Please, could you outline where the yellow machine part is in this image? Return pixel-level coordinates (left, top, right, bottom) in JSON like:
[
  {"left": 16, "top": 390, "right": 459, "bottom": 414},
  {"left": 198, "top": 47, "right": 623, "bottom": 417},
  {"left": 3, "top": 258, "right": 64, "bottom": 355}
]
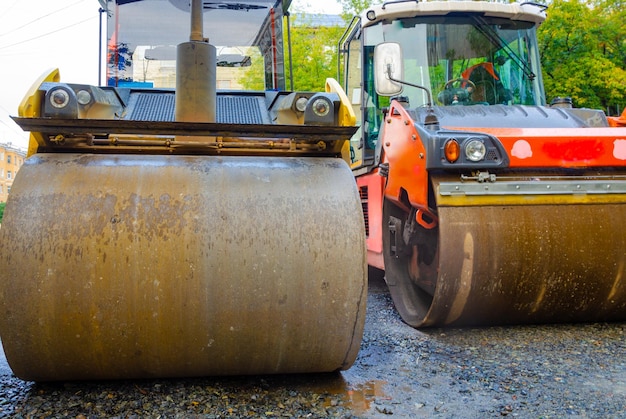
[
  {"left": 17, "top": 68, "right": 59, "bottom": 158},
  {"left": 383, "top": 174, "right": 626, "bottom": 327},
  {"left": 0, "top": 154, "right": 367, "bottom": 381}
]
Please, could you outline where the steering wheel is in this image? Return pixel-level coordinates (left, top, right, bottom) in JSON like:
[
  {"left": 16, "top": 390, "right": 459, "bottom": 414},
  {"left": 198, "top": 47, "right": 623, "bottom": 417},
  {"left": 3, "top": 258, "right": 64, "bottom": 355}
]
[{"left": 438, "top": 78, "right": 477, "bottom": 105}]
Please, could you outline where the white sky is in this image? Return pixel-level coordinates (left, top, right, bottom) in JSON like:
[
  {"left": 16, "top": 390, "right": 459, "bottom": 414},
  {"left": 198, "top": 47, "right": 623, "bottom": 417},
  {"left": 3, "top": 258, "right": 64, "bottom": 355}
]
[{"left": 0, "top": 0, "right": 343, "bottom": 149}]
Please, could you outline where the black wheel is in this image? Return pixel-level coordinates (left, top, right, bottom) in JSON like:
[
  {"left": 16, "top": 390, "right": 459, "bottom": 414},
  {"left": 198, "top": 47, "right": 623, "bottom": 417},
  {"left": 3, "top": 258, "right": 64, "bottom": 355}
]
[{"left": 382, "top": 199, "right": 439, "bottom": 327}]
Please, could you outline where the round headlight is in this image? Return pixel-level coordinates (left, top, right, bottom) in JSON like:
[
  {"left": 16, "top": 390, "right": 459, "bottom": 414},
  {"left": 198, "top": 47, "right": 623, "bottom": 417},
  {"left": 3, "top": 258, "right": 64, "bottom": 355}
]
[
  {"left": 465, "top": 139, "right": 486, "bottom": 162},
  {"left": 76, "top": 89, "right": 92, "bottom": 106},
  {"left": 295, "top": 96, "right": 308, "bottom": 112},
  {"left": 50, "top": 89, "right": 70, "bottom": 109},
  {"left": 311, "top": 98, "right": 330, "bottom": 117}
]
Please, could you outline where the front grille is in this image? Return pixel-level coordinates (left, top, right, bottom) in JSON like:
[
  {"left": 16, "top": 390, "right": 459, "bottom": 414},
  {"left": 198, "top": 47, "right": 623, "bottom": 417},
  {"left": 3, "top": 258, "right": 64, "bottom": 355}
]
[
  {"left": 129, "top": 93, "right": 175, "bottom": 121},
  {"left": 486, "top": 147, "right": 499, "bottom": 161},
  {"left": 126, "top": 93, "right": 268, "bottom": 125},
  {"left": 217, "top": 96, "right": 265, "bottom": 124}
]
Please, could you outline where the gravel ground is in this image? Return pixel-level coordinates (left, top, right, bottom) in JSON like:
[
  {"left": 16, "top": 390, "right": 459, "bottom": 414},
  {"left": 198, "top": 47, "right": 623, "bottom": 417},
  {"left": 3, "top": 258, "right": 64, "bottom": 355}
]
[{"left": 1, "top": 274, "right": 625, "bottom": 418}]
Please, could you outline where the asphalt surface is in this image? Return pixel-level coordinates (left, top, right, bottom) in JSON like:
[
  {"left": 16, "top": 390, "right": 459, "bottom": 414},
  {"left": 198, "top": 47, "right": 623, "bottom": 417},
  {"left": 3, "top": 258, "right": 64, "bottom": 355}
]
[{"left": 1, "top": 274, "right": 625, "bottom": 418}]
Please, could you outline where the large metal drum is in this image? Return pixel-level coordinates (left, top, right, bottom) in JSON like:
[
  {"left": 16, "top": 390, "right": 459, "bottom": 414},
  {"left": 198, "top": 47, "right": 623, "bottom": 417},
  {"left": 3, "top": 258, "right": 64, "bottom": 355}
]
[
  {"left": 0, "top": 154, "right": 367, "bottom": 381},
  {"left": 383, "top": 173, "right": 626, "bottom": 327}
]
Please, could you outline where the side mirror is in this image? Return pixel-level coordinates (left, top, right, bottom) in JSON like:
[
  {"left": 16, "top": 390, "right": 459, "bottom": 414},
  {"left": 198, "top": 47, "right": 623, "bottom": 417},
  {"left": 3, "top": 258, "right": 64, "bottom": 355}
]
[{"left": 374, "top": 42, "right": 403, "bottom": 96}]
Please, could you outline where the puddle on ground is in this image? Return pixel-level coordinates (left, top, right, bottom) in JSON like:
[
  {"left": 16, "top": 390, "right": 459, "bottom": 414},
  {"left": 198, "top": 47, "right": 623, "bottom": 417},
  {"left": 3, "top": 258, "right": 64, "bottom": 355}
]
[
  {"left": 331, "top": 379, "right": 388, "bottom": 413},
  {"left": 291, "top": 373, "right": 388, "bottom": 414}
]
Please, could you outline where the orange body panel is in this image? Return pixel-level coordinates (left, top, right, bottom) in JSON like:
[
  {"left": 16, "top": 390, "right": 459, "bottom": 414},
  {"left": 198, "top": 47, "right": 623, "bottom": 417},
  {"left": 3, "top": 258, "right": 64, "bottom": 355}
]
[
  {"left": 446, "top": 126, "right": 626, "bottom": 168},
  {"left": 381, "top": 102, "right": 431, "bottom": 211},
  {"left": 356, "top": 171, "right": 385, "bottom": 270}
]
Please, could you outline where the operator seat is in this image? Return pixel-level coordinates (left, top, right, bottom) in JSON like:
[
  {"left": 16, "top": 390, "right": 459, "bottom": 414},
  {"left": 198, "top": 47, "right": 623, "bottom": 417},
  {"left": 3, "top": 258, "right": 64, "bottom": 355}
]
[{"left": 462, "top": 62, "right": 512, "bottom": 105}]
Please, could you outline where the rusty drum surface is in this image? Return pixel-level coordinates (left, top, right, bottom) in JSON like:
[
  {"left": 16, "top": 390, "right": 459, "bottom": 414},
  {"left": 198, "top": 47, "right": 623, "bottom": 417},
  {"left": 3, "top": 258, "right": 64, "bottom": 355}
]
[{"left": 0, "top": 154, "right": 367, "bottom": 381}]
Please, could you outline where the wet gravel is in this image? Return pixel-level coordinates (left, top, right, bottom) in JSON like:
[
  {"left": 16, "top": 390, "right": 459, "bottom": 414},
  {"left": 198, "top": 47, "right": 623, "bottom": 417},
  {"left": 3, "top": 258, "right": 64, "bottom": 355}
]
[{"left": 1, "top": 274, "right": 625, "bottom": 418}]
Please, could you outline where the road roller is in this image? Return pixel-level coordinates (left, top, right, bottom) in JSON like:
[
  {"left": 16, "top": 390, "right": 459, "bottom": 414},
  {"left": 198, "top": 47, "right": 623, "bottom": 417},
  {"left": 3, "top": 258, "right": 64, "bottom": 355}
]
[
  {"left": 0, "top": 0, "right": 366, "bottom": 381},
  {"left": 340, "top": 0, "right": 626, "bottom": 327}
]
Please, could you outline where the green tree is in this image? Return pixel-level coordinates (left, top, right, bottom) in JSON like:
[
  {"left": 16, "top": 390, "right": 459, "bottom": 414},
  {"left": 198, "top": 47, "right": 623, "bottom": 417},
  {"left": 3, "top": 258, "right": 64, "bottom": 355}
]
[
  {"left": 593, "top": 0, "right": 626, "bottom": 70},
  {"left": 284, "top": 14, "right": 345, "bottom": 91},
  {"left": 339, "top": 0, "right": 378, "bottom": 21},
  {"left": 236, "top": 49, "right": 265, "bottom": 91},
  {"left": 0, "top": 202, "right": 5, "bottom": 224},
  {"left": 538, "top": 0, "right": 626, "bottom": 113},
  {"left": 238, "top": 15, "right": 346, "bottom": 91}
]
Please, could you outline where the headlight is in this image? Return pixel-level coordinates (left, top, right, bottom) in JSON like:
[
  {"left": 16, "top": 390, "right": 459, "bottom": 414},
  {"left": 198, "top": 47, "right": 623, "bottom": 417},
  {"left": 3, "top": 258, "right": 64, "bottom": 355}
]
[
  {"left": 49, "top": 88, "right": 70, "bottom": 109},
  {"left": 295, "top": 96, "right": 308, "bottom": 112},
  {"left": 303, "top": 93, "right": 339, "bottom": 125},
  {"left": 43, "top": 85, "right": 78, "bottom": 118},
  {"left": 311, "top": 97, "right": 331, "bottom": 117},
  {"left": 426, "top": 128, "right": 509, "bottom": 169},
  {"left": 76, "top": 89, "right": 93, "bottom": 106},
  {"left": 465, "top": 139, "right": 486, "bottom": 162}
]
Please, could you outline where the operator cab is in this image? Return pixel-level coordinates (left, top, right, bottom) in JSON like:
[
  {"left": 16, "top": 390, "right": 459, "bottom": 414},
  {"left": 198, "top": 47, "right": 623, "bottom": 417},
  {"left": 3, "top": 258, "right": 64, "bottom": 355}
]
[{"left": 340, "top": 2, "right": 547, "bottom": 169}]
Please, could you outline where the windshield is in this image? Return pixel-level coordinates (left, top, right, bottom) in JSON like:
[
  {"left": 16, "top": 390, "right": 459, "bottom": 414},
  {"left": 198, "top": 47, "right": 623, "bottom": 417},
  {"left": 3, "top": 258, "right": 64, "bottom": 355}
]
[
  {"left": 364, "top": 14, "right": 546, "bottom": 107},
  {"left": 104, "top": 0, "right": 285, "bottom": 90}
]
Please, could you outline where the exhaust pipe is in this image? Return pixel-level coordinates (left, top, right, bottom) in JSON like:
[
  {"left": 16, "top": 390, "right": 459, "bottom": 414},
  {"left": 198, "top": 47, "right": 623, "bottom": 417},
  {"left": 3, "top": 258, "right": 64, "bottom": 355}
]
[{"left": 175, "top": 0, "right": 216, "bottom": 123}]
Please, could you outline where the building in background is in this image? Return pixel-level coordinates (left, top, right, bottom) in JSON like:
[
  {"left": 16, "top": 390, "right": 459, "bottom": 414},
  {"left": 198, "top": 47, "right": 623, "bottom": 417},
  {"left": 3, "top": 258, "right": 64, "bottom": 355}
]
[{"left": 0, "top": 143, "right": 26, "bottom": 203}]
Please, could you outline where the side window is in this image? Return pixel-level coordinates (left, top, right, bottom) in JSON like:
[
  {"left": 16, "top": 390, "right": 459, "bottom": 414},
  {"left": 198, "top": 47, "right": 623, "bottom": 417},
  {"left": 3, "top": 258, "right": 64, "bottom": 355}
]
[
  {"left": 342, "top": 21, "right": 388, "bottom": 168},
  {"left": 345, "top": 33, "right": 362, "bottom": 126},
  {"left": 342, "top": 22, "right": 364, "bottom": 167},
  {"left": 362, "top": 46, "right": 388, "bottom": 151}
]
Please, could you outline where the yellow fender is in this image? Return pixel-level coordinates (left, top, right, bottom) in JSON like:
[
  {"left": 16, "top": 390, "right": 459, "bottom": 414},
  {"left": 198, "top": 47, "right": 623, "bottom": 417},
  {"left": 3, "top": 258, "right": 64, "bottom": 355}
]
[
  {"left": 325, "top": 78, "right": 356, "bottom": 164},
  {"left": 18, "top": 68, "right": 60, "bottom": 157}
]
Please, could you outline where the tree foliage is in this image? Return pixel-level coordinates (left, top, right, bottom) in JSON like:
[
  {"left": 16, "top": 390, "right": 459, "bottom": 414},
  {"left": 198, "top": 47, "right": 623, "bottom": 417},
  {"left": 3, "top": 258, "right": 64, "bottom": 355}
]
[
  {"left": 284, "top": 14, "right": 345, "bottom": 91},
  {"left": 237, "top": 14, "right": 344, "bottom": 91},
  {"left": 539, "top": 0, "right": 626, "bottom": 113},
  {"left": 0, "top": 202, "right": 5, "bottom": 224},
  {"left": 236, "top": 49, "right": 265, "bottom": 91},
  {"left": 339, "top": 0, "right": 378, "bottom": 21}
]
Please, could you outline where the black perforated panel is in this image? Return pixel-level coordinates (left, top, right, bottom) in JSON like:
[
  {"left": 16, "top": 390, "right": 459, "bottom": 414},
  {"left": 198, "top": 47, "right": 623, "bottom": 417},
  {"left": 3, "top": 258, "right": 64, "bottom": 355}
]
[
  {"left": 129, "top": 93, "right": 175, "bottom": 121},
  {"left": 126, "top": 92, "right": 267, "bottom": 124},
  {"left": 217, "top": 96, "right": 265, "bottom": 124}
]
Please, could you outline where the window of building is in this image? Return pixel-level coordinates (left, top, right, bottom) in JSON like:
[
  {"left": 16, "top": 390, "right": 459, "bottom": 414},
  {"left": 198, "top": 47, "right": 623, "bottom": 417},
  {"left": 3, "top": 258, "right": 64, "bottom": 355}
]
[
  {"left": 7, "top": 155, "right": 11, "bottom": 164},
  {"left": 7, "top": 171, "right": 11, "bottom": 179}
]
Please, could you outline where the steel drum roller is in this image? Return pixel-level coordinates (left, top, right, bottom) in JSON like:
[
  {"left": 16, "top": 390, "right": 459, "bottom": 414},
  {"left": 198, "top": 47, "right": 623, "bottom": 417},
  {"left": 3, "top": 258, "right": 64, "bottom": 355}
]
[
  {"left": 0, "top": 153, "right": 367, "bottom": 381},
  {"left": 384, "top": 174, "right": 626, "bottom": 327},
  {"left": 430, "top": 203, "right": 626, "bottom": 326}
]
